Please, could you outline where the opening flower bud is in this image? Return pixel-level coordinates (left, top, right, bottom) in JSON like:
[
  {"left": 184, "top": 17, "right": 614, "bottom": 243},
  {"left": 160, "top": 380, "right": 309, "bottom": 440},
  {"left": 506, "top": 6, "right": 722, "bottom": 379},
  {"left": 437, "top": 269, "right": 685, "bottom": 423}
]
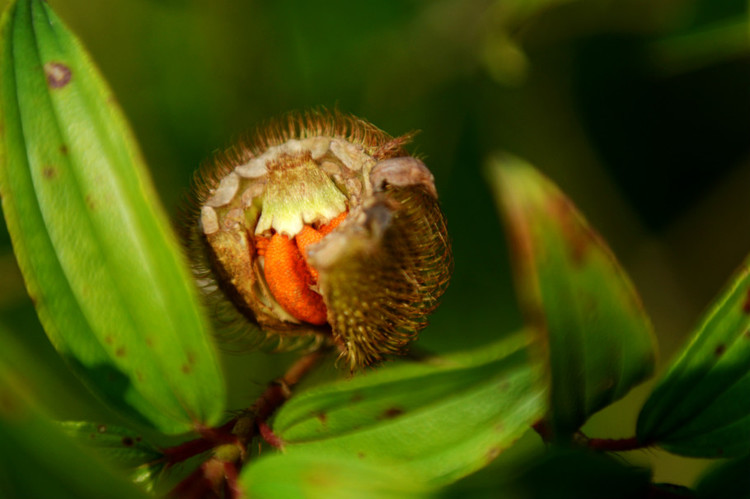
[{"left": 183, "top": 111, "right": 452, "bottom": 368}]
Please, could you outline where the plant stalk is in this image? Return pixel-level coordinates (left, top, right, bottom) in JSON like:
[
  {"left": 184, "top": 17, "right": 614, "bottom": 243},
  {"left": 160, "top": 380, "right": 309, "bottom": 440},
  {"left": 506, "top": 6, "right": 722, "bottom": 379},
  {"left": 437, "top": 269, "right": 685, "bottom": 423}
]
[{"left": 166, "top": 346, "right": 330, "bottom": 497}]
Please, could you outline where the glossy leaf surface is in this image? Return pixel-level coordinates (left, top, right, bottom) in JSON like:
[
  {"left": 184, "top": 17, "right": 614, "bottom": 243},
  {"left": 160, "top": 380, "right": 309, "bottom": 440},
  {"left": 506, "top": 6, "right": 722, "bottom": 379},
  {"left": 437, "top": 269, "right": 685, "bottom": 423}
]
[
  {"left": 0, "top": 0, "right": 224, "bottom": 434},
  {"left": 274, "top": 333, "right": 546, "bottom": 486},
  {"left": 489, "top": 154, "right": 657, "bottom": 438},
  {"left": 638, "top": 261, "right": 750, "bottom": 457},
  {"left": 241, "top": 452, "right": 432, "bottom": 499}
]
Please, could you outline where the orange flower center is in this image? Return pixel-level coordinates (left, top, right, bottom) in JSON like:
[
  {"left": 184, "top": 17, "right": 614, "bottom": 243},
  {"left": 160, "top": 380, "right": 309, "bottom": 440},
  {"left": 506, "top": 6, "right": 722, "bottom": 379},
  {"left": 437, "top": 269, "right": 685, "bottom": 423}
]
[{"left": 257, "top": 211, "right": 347, "bottom": 325}]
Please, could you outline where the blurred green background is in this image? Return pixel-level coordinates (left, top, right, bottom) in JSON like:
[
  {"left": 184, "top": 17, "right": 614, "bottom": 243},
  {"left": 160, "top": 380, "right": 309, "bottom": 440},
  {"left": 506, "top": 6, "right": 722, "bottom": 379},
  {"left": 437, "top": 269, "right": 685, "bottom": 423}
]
[{"left": 0, "top": 0, "right": 748, "bottom": 492}]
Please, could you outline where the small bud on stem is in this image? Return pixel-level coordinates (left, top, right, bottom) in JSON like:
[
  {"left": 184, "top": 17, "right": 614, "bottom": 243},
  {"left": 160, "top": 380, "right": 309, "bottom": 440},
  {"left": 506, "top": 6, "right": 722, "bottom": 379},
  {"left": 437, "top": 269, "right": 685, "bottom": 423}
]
[{"left": 183, "top": 110, "right": 452, "bottom": 368}]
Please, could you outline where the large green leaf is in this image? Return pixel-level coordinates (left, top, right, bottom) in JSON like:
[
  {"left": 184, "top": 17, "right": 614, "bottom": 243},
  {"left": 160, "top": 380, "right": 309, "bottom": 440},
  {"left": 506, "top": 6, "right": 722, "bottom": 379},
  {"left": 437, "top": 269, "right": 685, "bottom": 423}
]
[
  {"left": 0, "top": 322, "right": 90, "bottom": 415},
  {"left": 60, "top": 421, "right": 165, "bottom": 491},
  {"left": 240, "top": 452, "right": 432, "bottom": 499},
  {"left": 60, "top": 421, "right": 162, "bottom": 470},
  {"left": 507, "top": 448, "right": 652, "bottom": 499},
  {"left": 0, "top": 0, "right": 224, "bottom": 434},
  {"left": 637, "top": 261, "right": 750, "bottom": 457},
  {"left": 0, "top": 333, "right": 149, "bottom": 499},
  {"left": 439, "top": 447, "right": 652, "bottom": 499},
  {"left": 695, "top": 454, "right": 750, "bottom": 499},
  {"left": 273, "top": 333, "right": 546, "bottom": 486},
  {"left": 488, "top": 154, "right": 657, "bottom": 438}
]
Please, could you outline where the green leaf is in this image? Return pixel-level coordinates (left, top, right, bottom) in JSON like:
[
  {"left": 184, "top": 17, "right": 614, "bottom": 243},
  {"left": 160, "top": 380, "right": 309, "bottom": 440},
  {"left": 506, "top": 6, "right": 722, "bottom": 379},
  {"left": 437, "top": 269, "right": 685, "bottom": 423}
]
[
  {"left": 0, "top": 350, "right": 150, "bottom": 499},
  {"left": 438, "top": 446, "right": 653, "bottom": 499},
  {"left": 0, "top": 322, "right": 88, "bottom": 415},
  {"left": 240, "top": 451, "right": 432, "bottom": 499},
  {"left": 60, "top": 421, "right": 162, "bottom": 469},
  {"left": 637, "top": 260, "right": 750, "bottom": 457},
  {"left": 695, "top": 455, "right": 750, "bottom": 499},
  {"left": 508, "top": 448, "right": 652, "bottom": 499},
  {"left": 649, "top": 17, "right": 750, "bottom": 77},
  {"left": 60, "top": 421, "right": 165, "bottom": 490},
  {"left": 0, "top": 0, "right": 225, "bottom": 434},
  {"left": 488, "top": 153, "right": 657, "bottom": 438},
  {"left": 273, "top": 333, "right": 546, "bottom": 486}
]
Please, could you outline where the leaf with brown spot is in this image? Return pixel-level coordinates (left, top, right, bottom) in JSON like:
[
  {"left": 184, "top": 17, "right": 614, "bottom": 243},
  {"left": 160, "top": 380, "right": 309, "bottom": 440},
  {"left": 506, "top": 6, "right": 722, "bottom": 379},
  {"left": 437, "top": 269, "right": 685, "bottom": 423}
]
[
  {"left": 43, "top": 61, "right": 71, "bottom": 88},
  {"left": 380, "top": 407, "right": 405, "bottom": 419},
  {"left": 41, "top": 166, "right": 56, "bottom": 179},
  {"left": 274, "top": 333, "right": 546, "bottom": 486},
  {"left": 60, "top": 421, "right": 162, "bottom": 468},
  {"left": 488, "top": 154, "right": 657, "bottom": 439},
  {"left": 240, "top": 452, "right": 431, "bottom": 499},
  {"left": 0, "top": 0, "right": 225, "bottom": 434},
  {"left": 638, "top": 259, "right": 750, "bottom": 457}
]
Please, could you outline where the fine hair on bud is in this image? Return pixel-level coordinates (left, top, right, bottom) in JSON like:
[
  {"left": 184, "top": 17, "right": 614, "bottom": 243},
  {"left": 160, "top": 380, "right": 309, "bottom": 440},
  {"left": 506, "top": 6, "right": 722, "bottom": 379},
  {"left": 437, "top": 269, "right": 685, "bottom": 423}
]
[{"left": 180, "top": 109, "right": 452, "bottom": 369}]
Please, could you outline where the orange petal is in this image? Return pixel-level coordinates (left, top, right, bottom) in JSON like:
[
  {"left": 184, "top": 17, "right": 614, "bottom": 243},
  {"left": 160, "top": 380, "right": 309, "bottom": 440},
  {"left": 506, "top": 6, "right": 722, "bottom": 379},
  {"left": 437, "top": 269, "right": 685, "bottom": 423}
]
[
  {"left": 295, "top": 225, "right": 324, "bottom": 281},
  {"left": 255, "top": 236, "right": 270, "bottom": 256},
  {"left": 295, "top": 211, "right": 348, "bottom": 281},
  {"left": 263, "top": 233, "right": 327, "bottom": 325},
  {"left": 319, "top": 210, "right": 348, "bottom": 235}
]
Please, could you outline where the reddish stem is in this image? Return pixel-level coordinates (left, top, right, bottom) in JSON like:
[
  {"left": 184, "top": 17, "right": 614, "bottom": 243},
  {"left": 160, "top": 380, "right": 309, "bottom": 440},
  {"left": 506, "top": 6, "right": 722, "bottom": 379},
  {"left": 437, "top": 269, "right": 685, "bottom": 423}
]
[
  {"left": 531, "top": 420, "right": 553, "bottom": 443},
  {"left": 222, "top": 461, "right": 242, "bottom": 499},
  {"left": 162, "top": 419, "right": 238, "bottom": 466},
  {"left": 166, "top": 348, "right": 329, "bottom": 497},
  {"left": 256, "top": 419, "right": 284, "bottom": 449},
  {"left": 532, "top": 420, "right": 649, "bottom": 453},
  {"left": 251, "top": 348, "right": 325, "bottom": 422},
  {"left": 169, "top": 459, "right": 224, "bottom": 499},
  {"left": 587, "top": 436, "right": 646, "bottom": 452}
]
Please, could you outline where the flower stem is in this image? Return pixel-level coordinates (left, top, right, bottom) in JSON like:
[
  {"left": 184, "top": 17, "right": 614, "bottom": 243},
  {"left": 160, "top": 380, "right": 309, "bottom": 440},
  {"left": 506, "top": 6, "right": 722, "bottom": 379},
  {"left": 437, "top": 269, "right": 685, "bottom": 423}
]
[
  {"left": 162, "top": 419, "right": 238, "bottom": 466},
  {"left": 237, "top": 347, "right": 329, "bottom": 447},
  {"left": 165, "top": 347, "right": 330, "bottom": 497},
  {"left": 586, "top": 436, "right": 646, "bottom": 452},
  {"left": 531, "top": 420, "right": 649, "bottom": 452}
]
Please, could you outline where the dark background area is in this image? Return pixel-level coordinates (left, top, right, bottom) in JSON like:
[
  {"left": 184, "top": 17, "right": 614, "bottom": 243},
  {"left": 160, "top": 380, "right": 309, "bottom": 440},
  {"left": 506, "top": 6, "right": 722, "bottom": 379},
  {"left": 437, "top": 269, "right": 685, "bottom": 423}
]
[{"left": 0, "top": 0, "right": 748, "bottom": 490}]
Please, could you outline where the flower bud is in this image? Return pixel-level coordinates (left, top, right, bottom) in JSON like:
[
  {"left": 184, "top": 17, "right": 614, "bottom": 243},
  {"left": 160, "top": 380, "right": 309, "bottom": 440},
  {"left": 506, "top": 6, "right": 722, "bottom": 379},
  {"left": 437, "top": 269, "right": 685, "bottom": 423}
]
[{"left": 183, "top": 111, "right": 452, "bottom": 368}]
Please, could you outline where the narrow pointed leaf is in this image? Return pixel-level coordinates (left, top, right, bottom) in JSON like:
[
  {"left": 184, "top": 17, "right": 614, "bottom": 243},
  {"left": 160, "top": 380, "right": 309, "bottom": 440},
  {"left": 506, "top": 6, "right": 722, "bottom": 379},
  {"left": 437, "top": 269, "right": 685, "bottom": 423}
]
[
  {"left": 488, "top": 154, "right": 657, "bottom": 438},
  {"left": 0, "top": 0, "right": 225, "bottom": 434},
  {"left": 638, "top": 262, "right": 750, "bottom": 457},
  {"left": 0, "top": 337, "right": 149, "bottom": 499},
  {"left": 240, "top": 452, "right": 432, "bottom": 499},
  {"left": 60, "top": 421, "right": 163, "bottom": 469},
  {"left": 273, "top": 333, "right": 546, "bottom": 486},
  {"left": 60, "top": 421, "right": 165, "bottom": 490}
]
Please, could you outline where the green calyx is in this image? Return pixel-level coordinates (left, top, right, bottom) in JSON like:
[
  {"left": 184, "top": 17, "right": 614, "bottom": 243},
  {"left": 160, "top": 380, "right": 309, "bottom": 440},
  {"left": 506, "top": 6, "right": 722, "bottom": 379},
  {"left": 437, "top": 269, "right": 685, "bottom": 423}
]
[{"left": 255, "top": 154, "right": 348, "bottom": 237}]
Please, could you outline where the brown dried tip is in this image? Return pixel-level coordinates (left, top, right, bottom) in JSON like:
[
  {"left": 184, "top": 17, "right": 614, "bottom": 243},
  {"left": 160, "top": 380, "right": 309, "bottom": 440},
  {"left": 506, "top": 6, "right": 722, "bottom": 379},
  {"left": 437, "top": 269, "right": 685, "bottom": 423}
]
[{"left": 182, "top": 110, "right": 452, "bottom": 369}]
